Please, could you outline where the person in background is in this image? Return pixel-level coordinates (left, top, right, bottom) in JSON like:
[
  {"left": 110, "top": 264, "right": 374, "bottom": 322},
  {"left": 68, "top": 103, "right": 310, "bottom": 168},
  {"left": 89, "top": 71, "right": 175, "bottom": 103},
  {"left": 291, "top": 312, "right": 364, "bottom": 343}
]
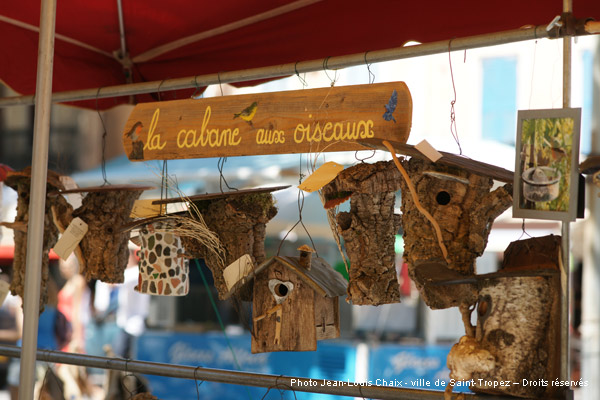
[
  {"left": 6, "top": 276, "right": 66, "bottom": 400},
  {"left": 114, "top": 248, "right": 150, "bottom": 359},
  {"left": 56, "top": 255, "right": 93, "bottom": 399}
]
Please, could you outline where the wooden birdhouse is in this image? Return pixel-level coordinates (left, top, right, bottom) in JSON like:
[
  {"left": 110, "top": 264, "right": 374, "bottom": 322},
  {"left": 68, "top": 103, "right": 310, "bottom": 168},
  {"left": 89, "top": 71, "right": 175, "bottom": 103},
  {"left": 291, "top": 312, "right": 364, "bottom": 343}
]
[
  {"left": 447, "top": 235, "right": 561, "bottom": 399},
  {"left": 322, "top": 161, "right": 402, "bottom": 306},
  {"left": 398, "top": 157, "right": 513, "bottom": 309},
  {"left": 225, "top": 248, "right": 347, "bottom": 353},
  {"left": 2, "top": 167, "right": 71, "bottom": 311}
]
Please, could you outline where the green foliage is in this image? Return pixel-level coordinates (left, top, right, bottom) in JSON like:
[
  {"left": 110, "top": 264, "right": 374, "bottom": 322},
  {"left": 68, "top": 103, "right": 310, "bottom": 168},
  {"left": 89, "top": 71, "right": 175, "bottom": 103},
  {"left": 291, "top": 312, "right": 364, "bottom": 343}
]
[{"left": 520, "top": 117, "right": 574, "bottom": 211}]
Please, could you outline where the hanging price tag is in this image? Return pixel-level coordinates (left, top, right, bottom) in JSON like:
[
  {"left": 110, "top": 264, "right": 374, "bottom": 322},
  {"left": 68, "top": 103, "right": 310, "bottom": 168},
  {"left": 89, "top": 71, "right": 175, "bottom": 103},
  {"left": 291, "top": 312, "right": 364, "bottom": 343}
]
[
  {"left": 130, "top": 199, "right": 163, "bottom": 218},
  {"left": 415, "top": 139, "right": 443, "bottom": 162},
  {"left": 298, "top": 161, "right": 344, "bottom": 192},
  {"left": 223, "top": 254, "right": 254, "bottom": 290},
  {"left": 53, "top": 217, "right": 88, "bottom": 260}
]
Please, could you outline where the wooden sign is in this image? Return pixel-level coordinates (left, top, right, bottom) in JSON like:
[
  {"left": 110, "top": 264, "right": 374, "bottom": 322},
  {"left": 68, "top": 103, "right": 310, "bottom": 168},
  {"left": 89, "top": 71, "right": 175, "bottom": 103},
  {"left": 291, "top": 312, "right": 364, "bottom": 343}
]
[{"left": 122, "top": 82, "right": 412, "bottom": 160}]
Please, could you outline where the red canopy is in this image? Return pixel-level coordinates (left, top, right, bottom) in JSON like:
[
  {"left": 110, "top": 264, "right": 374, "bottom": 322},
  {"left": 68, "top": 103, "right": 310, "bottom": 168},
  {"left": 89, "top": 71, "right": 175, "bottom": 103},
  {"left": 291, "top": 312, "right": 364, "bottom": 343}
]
[{"left": 0, "top": 0, "right": 599, "bottom": 109}]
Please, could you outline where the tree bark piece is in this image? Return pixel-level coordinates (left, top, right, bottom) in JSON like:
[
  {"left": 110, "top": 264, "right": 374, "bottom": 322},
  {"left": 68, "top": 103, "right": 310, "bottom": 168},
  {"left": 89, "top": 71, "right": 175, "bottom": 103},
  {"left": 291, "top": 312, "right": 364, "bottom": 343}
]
[
  {"left": 447, "top": 235, "right": 561, "bottom": 399},
  {"left": 398, "top": 158, "right": 512, "bottom": 309},
  {"left": 323, "top": 161, "right": 403, "bottom": 305},
  {"left": 184, "top": 193, "right": 277, "bottom": 300},
  {"left": 73, "top": 189, "right": 143, "bottom": 283},
  {"left": 4, "top": 168, "right": 69, "bottom": 312}
]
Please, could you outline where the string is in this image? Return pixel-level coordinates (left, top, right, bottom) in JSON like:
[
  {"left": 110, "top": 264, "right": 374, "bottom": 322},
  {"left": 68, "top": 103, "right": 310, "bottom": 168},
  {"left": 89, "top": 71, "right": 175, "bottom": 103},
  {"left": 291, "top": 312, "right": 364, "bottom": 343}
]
[
  {"left": 354, "top": 149, "right": 376, "bottom": 163},
  {"left": 529, "top": 40, "right": 538, "bottom": 109},
  {"left": 218, "top": 72, "right": 224, "bottom": 96},
  {"left": 121, "top": 358, "right": 135, "bottom": 399},
  {"left": 194, "top": 366, "right": 204, "bottom": 400},
  {"left": 95, "top": 87, "right": 110, "bottom": 185},
  {"left": 194, "top": 259, "right": 254, "bottom": 400},
  {"left": 364, "top": 51, "right": 375, "bottom": 84},
  {"left": 156, "top": 79, "right": 165, "bottom": 102},
  {"left": 322, "top": 56, "right": 338, "bottom": 87},
  {"left": 217, "top": 157, "right": 237, "bottom": 192},
  {"left": 276, "top": 155, "right": 318, "bottom": 257},
  {"left": 260, "top": 375, "right": 297, "bottom": 400},
  {"left": 191, "top": 75, "right": 203, "bottom": 99},
  {"left": 518, "top": 219, "right": 532, "bottom": 240},
  {"left": 160, "top": 160, "right": 169, "bottom": 214},
  {"left": 448, "top": 39, "right": 463, "bottom": 155},
  {"left": 294, "top": 61, "right": 308, "bottom": 88}
]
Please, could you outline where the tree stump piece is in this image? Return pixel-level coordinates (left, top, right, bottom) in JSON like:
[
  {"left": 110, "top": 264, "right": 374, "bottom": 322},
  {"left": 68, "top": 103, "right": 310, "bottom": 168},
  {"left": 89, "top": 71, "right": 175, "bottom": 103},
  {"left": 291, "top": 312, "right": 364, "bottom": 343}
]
[
  {"left": 184, "top": 193, "right": 277, "bottom": 300},
  {"left": 398, "top": 158, "right": 512, "bottom": 309},
  {"left": 4, "top": 168, "right": 70, "bottom": 312},
  {"left": 73, "top": 189, "right": 143, "bottom": 283},
  {"left": 447, "top": 235, "right": 561, "bottom": 399},
  {"left": 323, "top": 161, "right": 403, "bottom": 305}
]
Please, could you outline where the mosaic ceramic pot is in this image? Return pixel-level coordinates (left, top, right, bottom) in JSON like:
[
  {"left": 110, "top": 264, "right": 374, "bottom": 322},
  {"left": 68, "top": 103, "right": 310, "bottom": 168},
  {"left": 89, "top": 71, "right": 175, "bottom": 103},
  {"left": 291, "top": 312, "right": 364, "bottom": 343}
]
[{"left": 135, "top": 220, "right": 189, "bottom": 296}]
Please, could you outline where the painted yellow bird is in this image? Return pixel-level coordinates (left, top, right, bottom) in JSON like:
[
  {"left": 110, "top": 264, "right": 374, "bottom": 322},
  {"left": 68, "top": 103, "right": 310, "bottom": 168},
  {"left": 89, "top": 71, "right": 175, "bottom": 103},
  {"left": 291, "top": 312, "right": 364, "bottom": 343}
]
[{"left": 233, "top": 101, "right": 258, "bottom": 126}]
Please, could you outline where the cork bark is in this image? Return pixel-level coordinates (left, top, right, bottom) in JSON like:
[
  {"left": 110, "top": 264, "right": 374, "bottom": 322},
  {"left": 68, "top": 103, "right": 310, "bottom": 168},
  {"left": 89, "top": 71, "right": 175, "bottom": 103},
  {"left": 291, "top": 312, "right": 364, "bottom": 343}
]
[
  {"left": 72, "top": 190, "right": 143, "bottom": 283},
  {"left": 183, "top": 193, "right": 277, "bottom": 300},
  {"left": 447, "top": 235, "right": 561, "bottom": 399},
  {"left": 398, "top": 158, "right": 512, "bottom": 309},
  {"left": 4, "top": 169, "right": 69, "bottom": 312},
  {"left": 323, "top": 161, "right": 402, "bottom": 305}
]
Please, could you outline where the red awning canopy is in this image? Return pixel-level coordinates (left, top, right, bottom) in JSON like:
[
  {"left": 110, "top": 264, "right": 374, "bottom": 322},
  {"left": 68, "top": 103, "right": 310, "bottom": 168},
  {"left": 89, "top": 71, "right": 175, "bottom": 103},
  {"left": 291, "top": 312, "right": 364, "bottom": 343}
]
[{"left": 0, "top": 0, "right": 599, "bottom": 109}]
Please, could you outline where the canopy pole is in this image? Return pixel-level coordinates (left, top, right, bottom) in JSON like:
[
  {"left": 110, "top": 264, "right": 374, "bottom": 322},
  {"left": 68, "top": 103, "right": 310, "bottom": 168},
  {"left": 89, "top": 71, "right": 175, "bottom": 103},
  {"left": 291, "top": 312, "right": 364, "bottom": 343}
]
[
  {"left": 0, "top": 345, "right": 518, "bottom": 400},
  {"left": 560, "top": 0, "right": 572, "bottom": 388},
  {"left": 18, "top": 0, "right": 57, "bottom": 399},
  {"left": 0, "top": 24, "right": 568, "bottom": 108}
]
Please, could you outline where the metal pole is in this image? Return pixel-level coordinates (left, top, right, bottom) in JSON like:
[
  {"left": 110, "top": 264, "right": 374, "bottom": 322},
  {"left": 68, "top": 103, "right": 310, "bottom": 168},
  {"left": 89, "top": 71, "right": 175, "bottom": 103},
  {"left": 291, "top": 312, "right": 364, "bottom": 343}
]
[
  {"left": 560, "top": 0, "right": 572, "bottom": 387},
  {"left": 0, "top": 345, "right": 518, "bottom": 400},
  {"left": 18, "top": 0, "right": 56, "bottom": 399},
  {"left": 0, "top": 25, "right": 552, "bottom": 108}
]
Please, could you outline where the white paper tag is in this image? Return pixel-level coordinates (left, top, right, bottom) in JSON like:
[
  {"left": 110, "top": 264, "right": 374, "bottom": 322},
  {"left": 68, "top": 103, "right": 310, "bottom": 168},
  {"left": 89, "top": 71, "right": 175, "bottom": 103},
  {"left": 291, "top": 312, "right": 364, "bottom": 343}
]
[
  {"left": 415, "top": 140, "right": 443, "bottom": 162},
  {"left": 0, "top": 280, "right": 9, "bottom": 307},
  {"left": 53, "top": 217, "right": 88, "bottom": 260},
  {"left": 223, "top": 254, "right": 254, "bottom": 290}
]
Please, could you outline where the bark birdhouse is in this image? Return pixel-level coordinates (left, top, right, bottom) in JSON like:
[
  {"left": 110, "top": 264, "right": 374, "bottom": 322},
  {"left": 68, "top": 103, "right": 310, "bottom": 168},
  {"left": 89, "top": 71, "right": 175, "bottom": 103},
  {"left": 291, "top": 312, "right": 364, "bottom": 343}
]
[
  {"left": 322, "top": 161, "right": 402, "bottom": 306},
  {"left": 177, "top": 187, "right": 285, "bottom": 300},
  {"left": 447, "top": 235, "right": 561, "bottom": 399},
  {"left": 398, "top": 157, "right": 512, "bottom": 309},
  {"left": 66, "top": 185, "right": 148, "bottom": 283},
  {"left": 135, "top": 219, "right": 189, "bottom": 296},
  {"left": 2, "top": 168, "right": 71, "bottom": 311},
  {"left": 225, "top": 249, "right": 347, "bottom": 353}
]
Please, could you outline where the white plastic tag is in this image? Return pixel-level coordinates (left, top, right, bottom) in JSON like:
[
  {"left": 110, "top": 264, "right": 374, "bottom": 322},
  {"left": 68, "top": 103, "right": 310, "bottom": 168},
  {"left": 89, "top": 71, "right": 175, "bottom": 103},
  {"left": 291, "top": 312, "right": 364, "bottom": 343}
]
[{"left": 53, "top": 217, "right": 88, "bottom": 260}]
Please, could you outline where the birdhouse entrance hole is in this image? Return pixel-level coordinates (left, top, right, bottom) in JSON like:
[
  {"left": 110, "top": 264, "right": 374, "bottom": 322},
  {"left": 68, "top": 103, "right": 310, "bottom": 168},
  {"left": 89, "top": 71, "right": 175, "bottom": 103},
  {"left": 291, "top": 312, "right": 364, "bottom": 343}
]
[
  {"left": 275, "top": 283, "right": 288, "bottom": 297},
  {"left": 436, "top": 190, "right": 451, "bottom": 205}
]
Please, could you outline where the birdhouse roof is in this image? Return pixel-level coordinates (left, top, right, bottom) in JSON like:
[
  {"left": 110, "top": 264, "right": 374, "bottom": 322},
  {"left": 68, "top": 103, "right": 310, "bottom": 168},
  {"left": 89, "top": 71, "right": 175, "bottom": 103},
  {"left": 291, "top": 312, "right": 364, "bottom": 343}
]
[{"left": 224, "top": 255, "right": 347, "bottom": 299}]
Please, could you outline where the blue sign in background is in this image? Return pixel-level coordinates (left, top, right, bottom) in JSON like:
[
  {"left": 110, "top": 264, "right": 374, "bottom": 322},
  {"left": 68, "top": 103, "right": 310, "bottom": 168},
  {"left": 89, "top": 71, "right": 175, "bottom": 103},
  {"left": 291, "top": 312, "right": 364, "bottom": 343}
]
[
  {"left": 135, "top": 332, "right": 357, "bottom": 400},
  {"left": 135, "top": 332, "right": 464, "bottom": 400}
]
